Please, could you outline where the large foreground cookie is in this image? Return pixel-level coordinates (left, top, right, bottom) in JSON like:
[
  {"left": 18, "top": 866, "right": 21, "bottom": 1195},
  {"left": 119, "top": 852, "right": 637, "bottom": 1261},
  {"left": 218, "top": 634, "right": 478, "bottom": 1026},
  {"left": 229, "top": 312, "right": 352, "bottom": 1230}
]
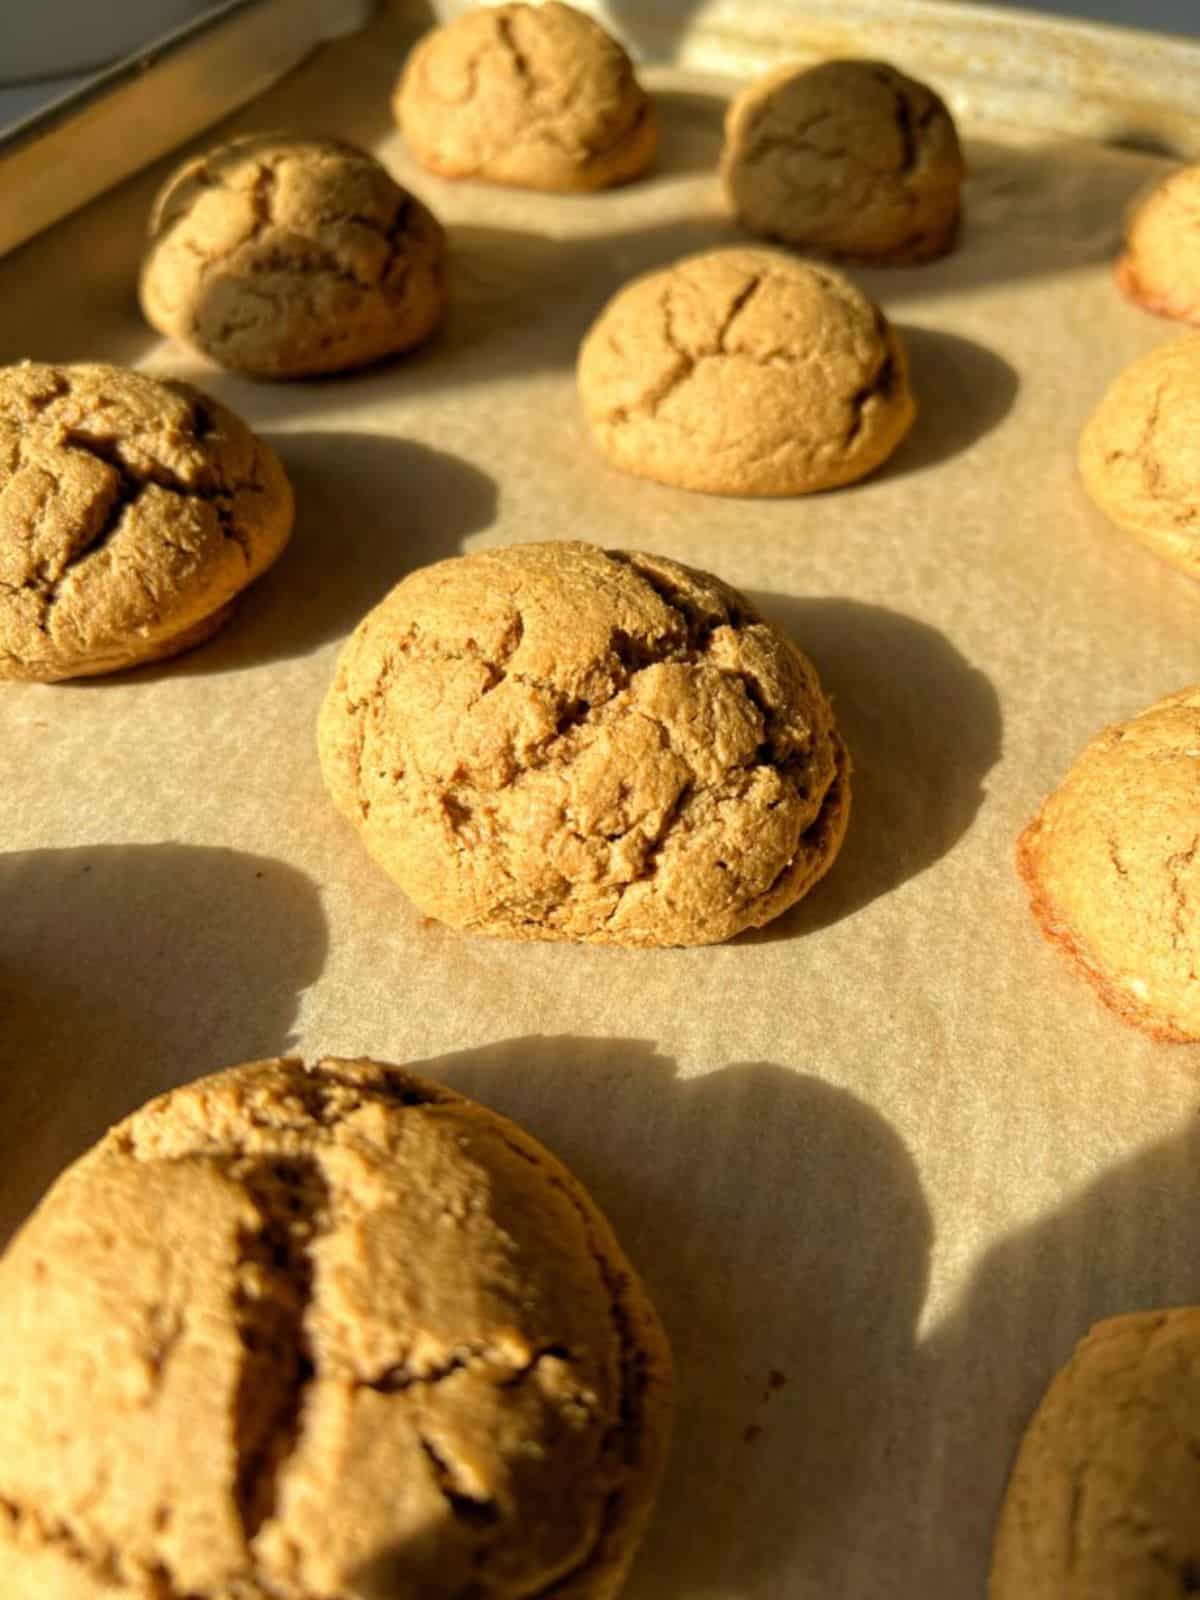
[
  {"left": 1017, "top": 687, "right": 1200, "bottom": 1041},
  {"left": 722, "top": 60, "right": 964, "bottom": 265},
  {"left": 1078, "top": 337, "right": 1200, "bottom": 579},
  {"left": 0, "top": 362, "right": 292, "bottom": 681},
  {"left": 1116, "top": 164, "right": 1200, "bottom": 324},
  {"left": 394, "top": 2, "right": 656, "bottom": 193},
  {"left": 319, "top": 541, "right": 850, "bottom": 945},
  {"left": 990, "top": 1311, "right": 1200, "bottom": 1598},
  {"left": 0, "top": 1056, "right": 672, "bottom": 1599},
  {"left": 578, "top": 247, "right": 914, "bottom": 496},
  {"left": 140, "top": 136, "right": 446, "bottom": 378}
]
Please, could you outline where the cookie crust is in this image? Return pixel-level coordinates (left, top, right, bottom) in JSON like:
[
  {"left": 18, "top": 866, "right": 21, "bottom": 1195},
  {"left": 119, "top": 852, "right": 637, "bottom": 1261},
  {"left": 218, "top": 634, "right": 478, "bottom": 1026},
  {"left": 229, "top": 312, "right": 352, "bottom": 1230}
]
[
  {"left": 393, "top": 2, "right": 656, "bottom": 193},
  {"left": 0, "top": 1056, "right": 673, "bottom": 1599},
  {"left": 1017, "top": 686, "right": 1200, "bottom": 1042},
  {"left": 319, "top": 541, "right": 850, "bottom": 946},
  {"left": 721, "top": 59, "right": 964, "bottom": 265},
  {"left": 578, "top": 247, "right": 914, "bottom": 496},
  {"left": 140, "top": 136, "right": 446, "bottom": 378},
  {"left": 0, "top": 361, "right": 292, "bottom": 681}
]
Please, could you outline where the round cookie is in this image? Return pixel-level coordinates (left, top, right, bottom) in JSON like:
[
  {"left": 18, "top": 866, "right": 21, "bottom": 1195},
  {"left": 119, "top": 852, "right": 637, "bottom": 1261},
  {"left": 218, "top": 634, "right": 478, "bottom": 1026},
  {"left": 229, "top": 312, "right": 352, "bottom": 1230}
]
[
  {"left": 394, "top": 2, "right": 656, "bottom": 193},
  {"left": 0, "top": 1056, "right": 673, "bottom": 1600},
  {"left": 0, "top": 361, "right": 292, "bottom": 682},
  {"left": 721, "top": 59, "right": 964, "bottom": 265},
  {"left": 1116, "top": 165, "right": 1200, "bottom": 324},
  {"left": 140, "top": 135, "right": 446, "bottom": 378},
  {"left": 991, "top": 1310, "right": 1200, "bottom": 1598},
  {"left": 319, "top": 540, "right": 850, "bottom": 946},
  {"left": 1017, "top": 686, "right": 1200, "bottom": 1041},
  {"left": 577, "top": 246, "right": 914, "bottom": 496},
  {"left": 1078, "top": 337, "right": 1200, "bottom": 580}
]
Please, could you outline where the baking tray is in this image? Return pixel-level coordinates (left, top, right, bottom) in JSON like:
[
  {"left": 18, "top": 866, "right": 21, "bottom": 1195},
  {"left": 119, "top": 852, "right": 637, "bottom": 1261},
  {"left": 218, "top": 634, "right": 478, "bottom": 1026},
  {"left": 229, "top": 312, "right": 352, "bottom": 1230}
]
[{"left": 3, "top": 1, "right": 1200, "bottom": 1594}]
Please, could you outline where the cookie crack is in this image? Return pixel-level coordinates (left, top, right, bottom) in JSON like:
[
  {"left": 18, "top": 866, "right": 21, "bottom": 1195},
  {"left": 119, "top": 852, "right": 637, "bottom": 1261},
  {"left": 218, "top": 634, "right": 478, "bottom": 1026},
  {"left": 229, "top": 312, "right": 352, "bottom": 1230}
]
[
  {"left": 230, "top": 1155, "right": 329, "bottom": 1547},
  {"left": 417, "top": 1432, "right": 501, "bottom": 1529},
  {"left": 844, "top": 350, "right": 896, "bottom": 449}
]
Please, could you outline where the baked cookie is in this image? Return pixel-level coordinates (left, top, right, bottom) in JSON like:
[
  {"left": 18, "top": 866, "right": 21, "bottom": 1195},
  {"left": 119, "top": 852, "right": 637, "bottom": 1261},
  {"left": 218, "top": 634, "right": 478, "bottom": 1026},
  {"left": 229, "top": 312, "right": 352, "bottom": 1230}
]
[
  {"left": 0, "top": 361, "right": 292, "bottom": 681},
  {"left": 1116, "top": 165, "right": 1200, "bottom": 324},
  {"left": 577, "top": 246, "right": 914, "bottom": 496},
  {"left": 1078, "top": 336, "right": 1200, "bottom": 579},
  {"left": 1018, "top": 686, "right": 1200, "bottom": 1041},
  {"left": 722, "top": 59, "right": 964, "bottom": 265},
  {"left": 394, "top": 2, "right": 656, "bottom": 193},
  {"left": 319, "top": 541, "right": 850, "bottom": 946},
  {"left": 991, "top": 1310, "right": 1200, "bottom": 1598},
  {"left": 0, "top": 1056, "right": 673, "bottom": 1599},
  {"left": 140, "top": 135, "right": 445, "bottom": 378}
]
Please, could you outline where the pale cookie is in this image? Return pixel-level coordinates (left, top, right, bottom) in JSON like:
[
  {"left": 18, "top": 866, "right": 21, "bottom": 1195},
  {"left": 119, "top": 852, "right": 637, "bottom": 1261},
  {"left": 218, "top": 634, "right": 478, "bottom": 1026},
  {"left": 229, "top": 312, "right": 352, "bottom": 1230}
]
[
  {"left": 722, "top": 59, "right": 964, "bottom": 265},
  {"left": 0, "top": 1056, "right": 673, "bottom": 1600},
  {"left": 1018, "top": 687, "right": 1200, "bottom": 1042},
  {"left": 140, "top": 135, "right": 446, "bottom": 378},
  {"left": 394, "top": 2, "right": 656, "bottom": 193},
  {"left": 1078, "top": 336, "right": 1200, "bottom": 579},
  {"left": 0, "top": 361, "right": 292, "bottom": 681},
  {"left": 319, "top": 540, "right": 850, "bottom": 946},
  {"left": 1117, "top": 165, "right": 1200, "bottom": 324},
  {"left": 577, "top": 247, "right": 914, "bottom": 496},
  {"left": 990, "top": 1311, "right": 1200, "bottom": 1598}
]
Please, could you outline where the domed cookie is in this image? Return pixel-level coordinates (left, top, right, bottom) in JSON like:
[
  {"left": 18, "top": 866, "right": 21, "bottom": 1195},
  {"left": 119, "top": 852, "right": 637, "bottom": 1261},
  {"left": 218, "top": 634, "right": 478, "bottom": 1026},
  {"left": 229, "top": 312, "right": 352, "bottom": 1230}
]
[
  {"left": 319, "top": 540, "right": 850, "bottom": 946},
  {"left": 577, "top": 246, "right": 914, "bottom": 496},
  {"left": 1116, "top": 164, "right": 1200, "bottom": 324},
  {"left": 394, "top": 2, "right": 656, "bottom": 193},
  {"left": 0, "top": 361, "right": 292, "bottom": 681},
  {"left": 1018, "top": 686, "right": 1200, "bottom": 1041},
  {"left": 0, "top": 1056, "right": 673, "bottom": 1599},
  {"left": 140, "top": 135, "right": 446, "bottom": 378},
  {"left": 722, "top": 59, "right": 964, "bottom": 265},
  {"left": 991, "top": 1310, "right": 1200, "bottom": 1598},
  {"left": 1078, "top": 336, "right": 1200, "bottom": 580}
]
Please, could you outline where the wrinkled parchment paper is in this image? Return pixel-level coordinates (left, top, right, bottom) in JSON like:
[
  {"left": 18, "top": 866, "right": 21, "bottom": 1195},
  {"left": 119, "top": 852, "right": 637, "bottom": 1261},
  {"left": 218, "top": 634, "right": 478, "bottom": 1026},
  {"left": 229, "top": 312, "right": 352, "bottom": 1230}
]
[{"left": 2, "top": 5, "right": 1199, "bottom": 1595}]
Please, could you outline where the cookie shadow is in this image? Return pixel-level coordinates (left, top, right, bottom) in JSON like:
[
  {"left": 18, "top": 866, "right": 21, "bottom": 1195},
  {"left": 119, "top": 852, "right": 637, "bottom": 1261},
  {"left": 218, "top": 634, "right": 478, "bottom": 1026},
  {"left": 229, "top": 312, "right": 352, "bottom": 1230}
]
[
  {"left": 650, "top": 86, "right": 728, "bottom": 179},
  {"left": 423, "top": 1034, "right": 932, "bottom": 1599},
  {"left": 119, "top": 430, "right": 497, "bottom": 679},
  {"left": 0, "top": 844, "right": 326, "bottom": 1241},
  {"left": 884, "top": 326, "right": 1019, "bottom": 476},
  {"left": 743, "top": 595, "right": 1002, "bottom": 939}
]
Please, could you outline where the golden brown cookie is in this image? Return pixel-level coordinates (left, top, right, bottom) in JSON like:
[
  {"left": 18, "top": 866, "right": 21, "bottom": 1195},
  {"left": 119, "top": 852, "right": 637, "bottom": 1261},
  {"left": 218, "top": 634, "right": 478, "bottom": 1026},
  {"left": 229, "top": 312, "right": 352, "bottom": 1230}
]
[
  {"left": 0, "top": 361, "right": 292, "bottom": 681},
  {"left": 990, "top": 1310, "right": 1200, "bottom": 1598},
  {"left": 1018, "top": 686, "right": 1200, "bottom": 1041},
  {"left": 1116, "top": 165, "right": 1200, "bottom": 324},
  {"left": 318, "top": 540, "right": 850, "bottom": 946},
  {"left": 722, "top": 59, "right": 964, "bottom": 265},
  {"left": 1078, "top": 336, "right": 1200, "bottom": 579},
  {"left": 140, "top": 135, "right": 446, "bottom": 378},
  {"left": 394, "top": 2, "right": 656, "bottom": 193},
  {"left": 577, "top": 246, "right": 914, "bottom": 496},
  {"left": 0, "top": 1055, "right": 673, "bottom": 1600}
]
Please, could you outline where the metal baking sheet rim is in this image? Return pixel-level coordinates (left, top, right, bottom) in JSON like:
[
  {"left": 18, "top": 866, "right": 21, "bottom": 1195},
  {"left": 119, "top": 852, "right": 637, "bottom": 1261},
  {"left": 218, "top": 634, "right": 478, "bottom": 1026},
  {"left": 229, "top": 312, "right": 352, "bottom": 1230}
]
[{"left": 1, "top": 0, "right": 1200, "bottom": 264}]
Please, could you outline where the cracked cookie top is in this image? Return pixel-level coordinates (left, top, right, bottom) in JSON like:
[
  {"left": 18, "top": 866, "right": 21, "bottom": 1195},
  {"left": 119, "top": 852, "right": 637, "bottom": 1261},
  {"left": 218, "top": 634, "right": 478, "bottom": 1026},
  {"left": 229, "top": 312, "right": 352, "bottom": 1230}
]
[
  {"left": 722, "top": 59, "right": 964, "bottom": 265},
  {"left": 318, "top": 540, "right": 850, "bottom": 946},
  {"left": 577, "top": 247, "right": 915, "bottom": 496},
  {"left": 393, "top": 2, "right": 657, "bottom": 193},
  {"left": 1116, "top": 164, "right": 1200, "bottom": 326},
  {"left": 140, "top": 135, "right": 446, "bottom": 378},
  {"left": 1078, "top": 336, "right": 1200, "bottom": 580},
  {"left": 0, "top": 1056, "right": 673, "bottom": 1600},
  {"left": 1017, "top": 686, "right": 1200, "bottom": 1042},
  {"left": 0, "top": 361, "right": 292, "bottom": 681},
  {"left": 990, "top": 1310, "right": 1200, "bottom": 1598}
]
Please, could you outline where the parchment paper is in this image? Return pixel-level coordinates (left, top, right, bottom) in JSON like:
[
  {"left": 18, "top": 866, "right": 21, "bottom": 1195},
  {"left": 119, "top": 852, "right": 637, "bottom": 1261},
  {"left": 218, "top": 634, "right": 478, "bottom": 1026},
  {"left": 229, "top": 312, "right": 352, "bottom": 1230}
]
[{"left": 2, "top": 5, "right": 1199, "bottom": 1595}]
